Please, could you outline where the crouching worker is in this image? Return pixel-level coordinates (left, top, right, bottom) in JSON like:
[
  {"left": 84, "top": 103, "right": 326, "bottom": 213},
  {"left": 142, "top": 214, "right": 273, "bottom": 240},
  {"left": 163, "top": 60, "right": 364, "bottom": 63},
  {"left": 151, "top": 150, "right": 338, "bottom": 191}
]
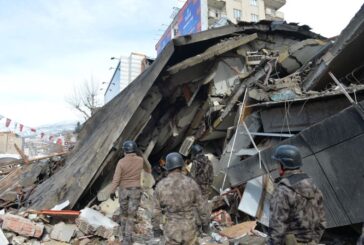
[
  {"left": 269, "top": 145, "right": 326, "bottom": 245},
  {"left": 152, "top": 152, "right": 210, "bottom": 245}
]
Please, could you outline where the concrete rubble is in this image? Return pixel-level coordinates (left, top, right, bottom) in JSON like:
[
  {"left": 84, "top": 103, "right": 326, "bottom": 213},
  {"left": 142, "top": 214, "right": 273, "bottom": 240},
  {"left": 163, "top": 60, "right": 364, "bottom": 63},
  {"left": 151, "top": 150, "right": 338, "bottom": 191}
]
[
  {"left": 1, "top": 213, "right": 44, "bottom": 238},
  {"left": 49, "top": 222, "right": 77, "bottom": 242},
  {"left": 76, "top": 207, "right": 119, "bottom": 239},
  {"left": 0, "top": 3, "right": 363, "bottom": 244}
]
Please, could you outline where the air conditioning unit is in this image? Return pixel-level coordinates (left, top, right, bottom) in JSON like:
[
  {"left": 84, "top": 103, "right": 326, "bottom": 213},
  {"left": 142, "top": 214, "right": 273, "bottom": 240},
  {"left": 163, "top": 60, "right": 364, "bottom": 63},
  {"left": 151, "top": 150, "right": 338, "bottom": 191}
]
[
  {"left": 179, "top": 136, "right": 195, "bottom": 156},
  {"left": 246, "top": 51, "right": 264, "bottom": 65}
]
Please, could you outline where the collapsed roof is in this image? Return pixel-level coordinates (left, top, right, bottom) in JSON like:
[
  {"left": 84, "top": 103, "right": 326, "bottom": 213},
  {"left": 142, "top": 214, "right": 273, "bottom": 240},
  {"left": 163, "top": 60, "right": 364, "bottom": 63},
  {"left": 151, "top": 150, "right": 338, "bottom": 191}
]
[{"left": 27, "top": 3, "right": 364, "bottom": 229}]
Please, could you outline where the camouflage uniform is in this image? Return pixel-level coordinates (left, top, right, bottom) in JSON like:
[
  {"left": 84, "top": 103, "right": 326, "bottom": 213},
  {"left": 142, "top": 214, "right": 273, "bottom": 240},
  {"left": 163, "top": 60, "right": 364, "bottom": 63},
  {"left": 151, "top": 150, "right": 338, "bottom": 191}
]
[
  {"left": 190, "top": 153, "right": 214, "bottom": 199},
  {"left": 118, "top": 187, "right": 142, "bottom": 242},
  {"left": 269, "top": 170, "right": 326, "bottom": 245},
  {"left": 152, "top": 171, "right": 210, "bottom": 245}
]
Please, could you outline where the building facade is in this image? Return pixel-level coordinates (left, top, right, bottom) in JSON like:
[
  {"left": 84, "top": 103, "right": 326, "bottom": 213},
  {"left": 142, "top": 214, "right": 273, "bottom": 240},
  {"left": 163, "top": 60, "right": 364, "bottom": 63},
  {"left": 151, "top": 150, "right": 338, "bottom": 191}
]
[
  {"left": 0, "top": 132, "right": 23, "bottom": 155},
  {"left": 156, "top": 0, "right": 285, "bottom": 54},
  {"left": 104, "top": 52, "right": 153, "bottom": 104}
]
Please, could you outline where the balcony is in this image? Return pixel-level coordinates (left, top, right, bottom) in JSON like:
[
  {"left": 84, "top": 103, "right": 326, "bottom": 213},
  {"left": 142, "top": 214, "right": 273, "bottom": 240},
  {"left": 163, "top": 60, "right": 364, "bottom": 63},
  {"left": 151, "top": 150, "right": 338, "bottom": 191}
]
[
  {"left": 265, "top": 8, "right": 284, "bottom": 20},
  {"left": 208, "top": 0, "right": 226, "bottom": 10},
  {"left": 263, "top": 0, "right": 286, "bottom": 10},
  {"left": 208, "top": 9, "right": 227, "bottom": 26}
]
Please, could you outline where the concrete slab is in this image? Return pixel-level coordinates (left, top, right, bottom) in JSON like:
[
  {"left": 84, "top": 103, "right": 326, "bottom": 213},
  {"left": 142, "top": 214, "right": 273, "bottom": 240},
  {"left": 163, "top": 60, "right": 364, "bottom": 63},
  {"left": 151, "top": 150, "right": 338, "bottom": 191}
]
[{"left": 50, "top": 222, "right": 77, "bottom": 242}]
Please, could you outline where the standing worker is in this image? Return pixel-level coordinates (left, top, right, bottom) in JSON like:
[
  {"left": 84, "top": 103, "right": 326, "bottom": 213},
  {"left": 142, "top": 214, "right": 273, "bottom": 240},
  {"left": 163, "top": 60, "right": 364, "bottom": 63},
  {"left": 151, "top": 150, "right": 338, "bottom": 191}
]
[
  {"left": 152, "top": 152, "right": 210, "bottom": 244},
  {"left": 269, "top": 145, "right": 326, "bottom": 245},
  {"left": 189, "top": 144, "right": 214, "bottom": 200},
  {"left": 110, "top": 140, "right": 144, "bottom": 245}
]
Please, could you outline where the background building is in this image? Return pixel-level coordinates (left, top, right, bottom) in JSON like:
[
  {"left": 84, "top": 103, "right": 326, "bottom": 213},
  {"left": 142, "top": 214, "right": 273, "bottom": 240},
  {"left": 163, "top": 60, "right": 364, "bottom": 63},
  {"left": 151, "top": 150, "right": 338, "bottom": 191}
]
[
  {"left": 156, "top": 0, "right": 285, "bottom": 54},
  {"left": 0, "top": 132, "right": 23, "bottom": 155},
  {"left": 104, "top": 52, "right": 153, "bottom": 104}
]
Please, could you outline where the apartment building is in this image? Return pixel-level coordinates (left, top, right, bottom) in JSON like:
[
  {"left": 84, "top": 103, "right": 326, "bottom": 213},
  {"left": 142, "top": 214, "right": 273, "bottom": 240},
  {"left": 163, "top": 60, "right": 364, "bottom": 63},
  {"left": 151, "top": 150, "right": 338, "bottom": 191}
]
[
  {"left": 209, "top": 0, "right": 285, "bottom": 25},
  {"left": 104, "top": 53, "right": 153, "bottom": 104},
  {"left": 156, "top": 0, "right": 285, "bottom": 53}
]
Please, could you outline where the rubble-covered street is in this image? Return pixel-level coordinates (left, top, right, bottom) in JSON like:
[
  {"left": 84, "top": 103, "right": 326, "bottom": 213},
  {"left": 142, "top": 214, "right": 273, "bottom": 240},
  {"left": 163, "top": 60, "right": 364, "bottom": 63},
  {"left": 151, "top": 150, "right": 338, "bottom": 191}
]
[{"left": 1, "top": 2, "right": 364, "bottom": 245}]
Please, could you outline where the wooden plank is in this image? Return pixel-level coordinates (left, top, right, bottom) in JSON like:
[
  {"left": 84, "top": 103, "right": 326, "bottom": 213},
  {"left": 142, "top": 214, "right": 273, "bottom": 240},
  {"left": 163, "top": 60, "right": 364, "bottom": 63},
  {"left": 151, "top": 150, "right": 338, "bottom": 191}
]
[
  {"left": 14, "top": 143, "right": 29, "bottom": 164},
  {"left": 219, "top": 221, "right": 256, "bottom": 239},
  {"left": 28, "top": 41, "right": 175, "bottom": 210},
  {"left": 314, "top": 134, "right": 364, "bottom": 224},
  {"left": 301, "top": 154, "right": 350, "bottom": 227}
]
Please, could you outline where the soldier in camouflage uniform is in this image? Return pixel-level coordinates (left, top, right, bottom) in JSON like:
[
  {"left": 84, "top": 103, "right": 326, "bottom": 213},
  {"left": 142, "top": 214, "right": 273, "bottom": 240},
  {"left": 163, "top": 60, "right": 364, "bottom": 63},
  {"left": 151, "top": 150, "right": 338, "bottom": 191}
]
[
  {"left": 152, "top": 152, "right": 210, "bottom": 245},
  {"left": 110, "top": 140, "right": 144, "bottom": 245},
  {"left": 189, "top": 144, "right": 214, "bottom": 200},
  {"left": 269, "top": 145, "right": 326, "bottom": 245}
]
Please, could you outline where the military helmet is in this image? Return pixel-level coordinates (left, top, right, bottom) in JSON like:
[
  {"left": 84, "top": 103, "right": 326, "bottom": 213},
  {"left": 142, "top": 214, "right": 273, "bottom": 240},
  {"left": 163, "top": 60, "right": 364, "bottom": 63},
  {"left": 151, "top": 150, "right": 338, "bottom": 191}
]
[
  {"left": 190, "top": 144, "right": 203, "bottom": 156},
  {"left": 272, "top": 145, "right": 302, "bottom": 169},
  {"left": 165, "top": 152, "right": 184, "bottom": 171},
  {"left": 122, "top": 140, "right": 137, "bottom": 153}
]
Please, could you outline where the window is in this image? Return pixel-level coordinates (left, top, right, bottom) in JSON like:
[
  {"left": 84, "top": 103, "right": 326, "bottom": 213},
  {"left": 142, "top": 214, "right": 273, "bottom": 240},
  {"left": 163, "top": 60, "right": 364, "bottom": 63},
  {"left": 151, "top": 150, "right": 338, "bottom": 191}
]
[
  {"left": 251, "top": 14, "right": 258, "bottom": 22},
  {"left": 250, "top": 0, "right": 257, "bottom": 6},
  {"left": 233, "top": 9, "right": 242, "bottom": 20}
]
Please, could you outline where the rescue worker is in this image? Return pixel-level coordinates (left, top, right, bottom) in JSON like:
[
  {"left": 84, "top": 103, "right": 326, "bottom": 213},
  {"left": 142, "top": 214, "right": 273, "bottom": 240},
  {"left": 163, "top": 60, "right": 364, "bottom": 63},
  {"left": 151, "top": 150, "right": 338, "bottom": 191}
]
[
  {"left": 269, "top": 145, "right": 326, "bottom": 245},
  {"left": 110, "top": 140, "right": 144, "bottom": 244},
  {"left": 152, "top": 152, "right": 210, "bottom": 244},
  {"left": 189, "top": 144, "right": 214, "bottom": 200}
]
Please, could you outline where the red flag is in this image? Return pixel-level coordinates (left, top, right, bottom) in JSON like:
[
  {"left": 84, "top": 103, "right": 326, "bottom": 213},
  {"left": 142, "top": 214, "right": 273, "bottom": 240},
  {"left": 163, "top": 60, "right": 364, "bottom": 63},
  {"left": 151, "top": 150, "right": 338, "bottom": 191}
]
[
  {"left": 56, "top": 138, "right": 63, "bottom": 145},
  {"left": 5, "top": 118, "right": 11, "bottom": 127},
  {"left": 31, "top": 128, "right": 36, "bottom": 132},
  {"left": 19, "top": 124, "right": 24, "bottom": 132},
  {"left": 41, "top": 132, "right": 45, "bottom": 138}
]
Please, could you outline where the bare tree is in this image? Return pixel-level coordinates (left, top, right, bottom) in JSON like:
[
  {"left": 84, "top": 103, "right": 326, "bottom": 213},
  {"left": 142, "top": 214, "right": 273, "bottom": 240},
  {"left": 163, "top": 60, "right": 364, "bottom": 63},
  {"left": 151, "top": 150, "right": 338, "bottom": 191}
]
[{"left": 66, "top": 79, "right": 100, "bottom": 120}]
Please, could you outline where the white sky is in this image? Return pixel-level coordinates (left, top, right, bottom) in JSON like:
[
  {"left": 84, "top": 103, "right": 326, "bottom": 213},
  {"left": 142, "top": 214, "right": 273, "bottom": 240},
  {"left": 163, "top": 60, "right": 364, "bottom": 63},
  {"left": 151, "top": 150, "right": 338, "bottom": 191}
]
[{"left": 0, "top": 0, "right": 363, "bottom": 127}]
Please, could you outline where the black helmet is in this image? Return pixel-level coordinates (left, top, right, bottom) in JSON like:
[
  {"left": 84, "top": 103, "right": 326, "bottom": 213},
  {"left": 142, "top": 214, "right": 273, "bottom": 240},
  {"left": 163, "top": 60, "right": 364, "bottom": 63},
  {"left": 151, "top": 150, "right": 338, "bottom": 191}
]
[
  {"left": 190, "top": 144, "right": 203, "bottom": 156},
  {"left": 165, "top": 152, "right": 184, "bottom": 171},
  {"left": 272, "top": 145, "right": 302, "bottom": 169},
  {"left": 122, "top": 140, "right": 137, "bottom": 153}
]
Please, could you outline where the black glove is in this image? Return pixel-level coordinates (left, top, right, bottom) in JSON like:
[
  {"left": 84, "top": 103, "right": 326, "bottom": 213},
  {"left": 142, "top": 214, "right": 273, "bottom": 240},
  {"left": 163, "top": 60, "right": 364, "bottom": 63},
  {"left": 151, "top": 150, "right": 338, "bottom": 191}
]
[
  {"left": 153, "top": 228, "right": 163, "bottom": 238},
  {"left": 110, "top": 193, "right": 116, "bottom": 201}
]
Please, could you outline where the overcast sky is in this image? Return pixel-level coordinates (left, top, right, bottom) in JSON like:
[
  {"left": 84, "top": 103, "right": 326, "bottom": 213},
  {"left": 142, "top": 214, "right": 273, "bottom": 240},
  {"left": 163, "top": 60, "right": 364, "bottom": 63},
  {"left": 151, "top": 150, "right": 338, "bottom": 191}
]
[{"left": 0, "top": 0, "right": 363, "bottom": 127}]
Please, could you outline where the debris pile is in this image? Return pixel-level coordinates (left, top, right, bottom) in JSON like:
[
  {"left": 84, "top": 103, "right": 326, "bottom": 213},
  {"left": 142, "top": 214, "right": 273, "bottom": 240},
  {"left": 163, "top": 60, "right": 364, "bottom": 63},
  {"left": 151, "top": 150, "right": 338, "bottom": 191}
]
[
  {"left": 1, "top": 3, "right": 364, "bottom": 244},
  {"left": 0, "top": 189, "right": 155, "bottom": 244}
]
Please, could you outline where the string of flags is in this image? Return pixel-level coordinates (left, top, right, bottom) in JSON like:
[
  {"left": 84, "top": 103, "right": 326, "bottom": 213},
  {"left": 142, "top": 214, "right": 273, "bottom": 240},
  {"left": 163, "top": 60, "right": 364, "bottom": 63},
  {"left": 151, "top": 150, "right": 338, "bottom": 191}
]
[{"left": 0, "top": 114, "right": 63, "bottom": 143}]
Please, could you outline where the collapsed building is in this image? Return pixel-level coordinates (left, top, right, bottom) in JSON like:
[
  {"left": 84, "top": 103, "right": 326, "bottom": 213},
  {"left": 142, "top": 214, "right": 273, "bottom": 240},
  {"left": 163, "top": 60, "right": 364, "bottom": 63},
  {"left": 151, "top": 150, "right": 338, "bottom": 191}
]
[{"left": 1, "top": 3, "right": 364, "bottom": 244}]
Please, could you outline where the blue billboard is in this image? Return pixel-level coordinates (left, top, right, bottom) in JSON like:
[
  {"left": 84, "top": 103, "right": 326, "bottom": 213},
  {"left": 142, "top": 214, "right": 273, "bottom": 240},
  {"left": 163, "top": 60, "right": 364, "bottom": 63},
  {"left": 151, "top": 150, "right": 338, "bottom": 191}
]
[
  {"left": 177, "top": 0, "right": 201, "bottom": 36},
  {"left": 155, "top": 25, "right": 172, "bottom": 55},
  {"left": 155, "top": 0, "right": 202, "bottom": 55}
]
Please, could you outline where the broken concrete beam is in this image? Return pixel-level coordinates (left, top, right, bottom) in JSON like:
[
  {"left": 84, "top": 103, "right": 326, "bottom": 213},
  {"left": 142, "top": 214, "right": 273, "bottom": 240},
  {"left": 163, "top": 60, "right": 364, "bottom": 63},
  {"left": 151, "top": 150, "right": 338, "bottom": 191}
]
[
  {"left": 167, "top": 33, "right": 258, "bottom": 75},
  {"left": 1, "top": 213, "right": 44, "bottom": 238},
  {"left": 50, "top": 222, "right": 77, "bottom": 242},
  {"left": 76, "top": 208, "right": 118, "bottom": 239}
]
